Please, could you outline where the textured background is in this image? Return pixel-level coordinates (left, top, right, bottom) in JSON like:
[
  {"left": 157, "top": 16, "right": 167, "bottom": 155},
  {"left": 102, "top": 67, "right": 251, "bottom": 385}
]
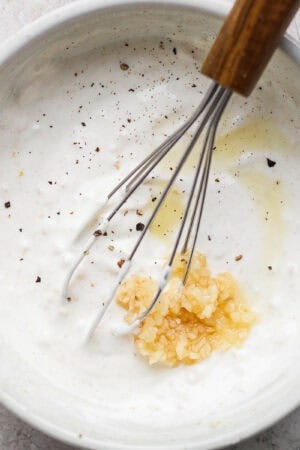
[{"left": 0, "top": 1, "right": 299, "bottom": 449}]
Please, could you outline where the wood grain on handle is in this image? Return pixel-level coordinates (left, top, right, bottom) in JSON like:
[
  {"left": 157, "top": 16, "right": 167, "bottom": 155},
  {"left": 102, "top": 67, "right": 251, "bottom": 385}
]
[{"left": 201, "top": 0, "right": 299, "bottom": 96}]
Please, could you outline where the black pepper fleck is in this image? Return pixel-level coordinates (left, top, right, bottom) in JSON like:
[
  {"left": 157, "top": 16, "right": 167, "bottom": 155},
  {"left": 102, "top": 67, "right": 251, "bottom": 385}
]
[
  {"left": 117, "top": 259, "right": 125, "bottom": 268},
  {"left": 120, "top": 63, "right": 129, "bottom": 71},
  {"left": 267, "top": 158, "right": 276, "bottom": 168},
  {"left": 35, "top": 276, "right": 41, "bottom": 283},
  {"left": 4, "top": 201, "right": 11, "bottom": 208},
  {"left": 136, "top": 222, "right": 145, "bottom": 231},
  {"left": 94, "top": 229, "right": 103, "bottom": 237}
]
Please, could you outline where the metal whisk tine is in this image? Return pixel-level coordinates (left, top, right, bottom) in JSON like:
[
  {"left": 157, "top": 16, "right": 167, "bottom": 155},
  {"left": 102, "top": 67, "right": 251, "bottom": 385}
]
[
  {"left": 63, "top": 82, "right": 231, "bottom": 337},
  {"left": 181, "top": 89, "right": 232, "bottom": 256},
  {"left": 181, "top": 89, "right": 232, "bottom": 286}
]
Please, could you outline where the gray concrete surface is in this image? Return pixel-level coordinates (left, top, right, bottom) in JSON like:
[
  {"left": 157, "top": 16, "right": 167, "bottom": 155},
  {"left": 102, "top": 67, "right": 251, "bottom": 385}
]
[{"left": 1, "top": 403, "right": 300, "bottom": 450}]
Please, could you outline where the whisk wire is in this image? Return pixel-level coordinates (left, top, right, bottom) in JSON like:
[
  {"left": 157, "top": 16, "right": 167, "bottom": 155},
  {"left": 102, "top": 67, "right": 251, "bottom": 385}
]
[
  {"left": 64, "top": 82, "right": 231, "bottom": 336},
  {"left": 182, "top": 89, "right": 232, "bottom": 285}
]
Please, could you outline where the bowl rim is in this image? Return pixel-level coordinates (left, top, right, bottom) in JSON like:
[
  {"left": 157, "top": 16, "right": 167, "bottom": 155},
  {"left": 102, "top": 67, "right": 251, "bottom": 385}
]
[
  {"left": 0, "top": 1, "right": 299, "bottom": 449},
  {"left": 0, "top": 0, "right": 299, "bottom": 69}
]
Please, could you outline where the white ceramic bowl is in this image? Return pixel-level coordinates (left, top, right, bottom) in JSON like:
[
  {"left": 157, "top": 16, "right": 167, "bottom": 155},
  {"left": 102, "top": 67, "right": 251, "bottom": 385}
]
[{"left": 0, "top": 1, "right": 299, "bottom": 449}]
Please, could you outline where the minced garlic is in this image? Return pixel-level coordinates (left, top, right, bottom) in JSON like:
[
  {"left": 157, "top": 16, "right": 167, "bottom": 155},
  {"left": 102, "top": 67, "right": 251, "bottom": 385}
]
[{"left": 117, "top": 253, "right": 256, "bottom": 367}]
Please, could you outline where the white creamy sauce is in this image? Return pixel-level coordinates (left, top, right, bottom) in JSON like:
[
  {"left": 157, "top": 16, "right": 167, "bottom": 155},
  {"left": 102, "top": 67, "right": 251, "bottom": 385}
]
[{"left": 0, "top": 36, "right": 300, "bottom": 440}]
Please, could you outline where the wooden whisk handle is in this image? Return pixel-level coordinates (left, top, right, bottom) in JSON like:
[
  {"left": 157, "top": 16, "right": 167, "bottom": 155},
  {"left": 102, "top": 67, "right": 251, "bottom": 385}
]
[{"left": 201, "top": 0, "right": 299, "bottom": 96}]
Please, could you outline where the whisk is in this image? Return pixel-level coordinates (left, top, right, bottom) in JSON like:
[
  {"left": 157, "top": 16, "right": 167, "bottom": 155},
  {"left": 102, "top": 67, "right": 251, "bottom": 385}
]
[{"left": 64, "top": 0, "right": 299, "bottom": 337}]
